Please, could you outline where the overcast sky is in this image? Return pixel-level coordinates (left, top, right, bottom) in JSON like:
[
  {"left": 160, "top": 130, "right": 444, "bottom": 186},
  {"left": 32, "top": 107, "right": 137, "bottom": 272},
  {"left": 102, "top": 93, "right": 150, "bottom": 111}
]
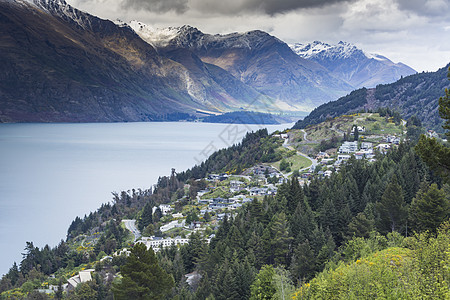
[{"left": 66, "top": 0, "right": 450, "bottom": 72}]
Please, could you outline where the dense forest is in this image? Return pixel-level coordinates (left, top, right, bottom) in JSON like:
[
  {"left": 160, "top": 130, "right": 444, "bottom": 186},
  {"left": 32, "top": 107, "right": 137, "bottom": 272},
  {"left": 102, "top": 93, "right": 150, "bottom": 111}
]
[{"left": 1, "top": 132, "right": 448, "bottom": 299}]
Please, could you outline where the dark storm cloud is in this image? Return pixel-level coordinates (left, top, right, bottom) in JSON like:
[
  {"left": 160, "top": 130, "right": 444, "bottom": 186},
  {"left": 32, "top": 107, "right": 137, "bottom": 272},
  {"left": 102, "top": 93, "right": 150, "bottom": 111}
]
[
  {"left": 121, "top": 0, "right": 188, "bottom": 14},
  {"left": 119, "top": 0, "right": 353, "bottom": 15},
  {"left": 251, "top": 0, "right": 353, "bottom": 15}
]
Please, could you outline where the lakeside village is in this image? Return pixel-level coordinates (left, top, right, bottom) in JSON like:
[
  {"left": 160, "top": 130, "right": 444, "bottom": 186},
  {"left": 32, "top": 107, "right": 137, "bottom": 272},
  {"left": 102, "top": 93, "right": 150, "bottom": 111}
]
[
  {"left": 43, "top": 112, "right": 445, "bottom": 292},
  {"left": 117, "top": 117, "right": 423, "bottom": 255}
]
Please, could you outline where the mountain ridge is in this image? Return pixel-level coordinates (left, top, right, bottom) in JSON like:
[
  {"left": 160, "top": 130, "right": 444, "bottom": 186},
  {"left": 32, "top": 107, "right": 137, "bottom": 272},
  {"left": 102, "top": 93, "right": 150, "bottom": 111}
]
[{"left": 290, "top": 41, "right": 416, "bottom": 89}]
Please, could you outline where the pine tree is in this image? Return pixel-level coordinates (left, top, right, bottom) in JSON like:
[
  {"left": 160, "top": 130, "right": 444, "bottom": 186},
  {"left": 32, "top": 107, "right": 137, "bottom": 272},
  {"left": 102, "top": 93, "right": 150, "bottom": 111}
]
[
  {"left": 111, "top": 243, "right": 174, "bottom": 300},
  {"left": 138, "top": 203, "right": 153, "bottom": 231},
  {"left": 409, "top": 182, "right": 449, "bottom": 233},
  {"left": 376, "top": 174, "right": 407, "bottom": 233},
  {"left": 269, "top": 212, "right": 293, "bottom": 266},
  {"left": 249, "top": 265, "right": 276, "bottom": 300}
]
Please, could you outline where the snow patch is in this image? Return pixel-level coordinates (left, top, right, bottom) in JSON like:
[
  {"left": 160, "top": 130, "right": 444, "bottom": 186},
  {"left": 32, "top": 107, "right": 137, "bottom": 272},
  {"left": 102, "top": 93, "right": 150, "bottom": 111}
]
[{"left": 129, "top": 20, "right": 180, "bottom": 48}]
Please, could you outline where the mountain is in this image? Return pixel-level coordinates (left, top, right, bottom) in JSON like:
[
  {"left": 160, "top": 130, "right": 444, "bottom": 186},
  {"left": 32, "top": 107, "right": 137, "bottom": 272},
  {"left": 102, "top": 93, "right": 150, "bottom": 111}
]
[
  {"left": 129, "top": 22, "right": 354, "bottom": 112},
  {"left": 290, "top": 41, "right": 416, "bottom": 89},
  {"left": 0, "top": 0, "right": 274, "bottom": 122},
  {"left": 0, "top": 0, "right": 419, "bottom": 123},
  {"left": 293, "top": 63, "right": 450, "bottom": 131}
]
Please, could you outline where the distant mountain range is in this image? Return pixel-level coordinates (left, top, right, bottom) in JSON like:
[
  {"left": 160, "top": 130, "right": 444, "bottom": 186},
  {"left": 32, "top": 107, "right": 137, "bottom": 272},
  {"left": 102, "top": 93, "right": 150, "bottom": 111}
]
[
  {"left": 290, "top": 41, "right": 416, "bottom": 89},
  {"left": 0, "top": 0, "right": 416, "bottom": 122},
  {"left": 293, "top": 64, "right": 450, "bottom": 131}
]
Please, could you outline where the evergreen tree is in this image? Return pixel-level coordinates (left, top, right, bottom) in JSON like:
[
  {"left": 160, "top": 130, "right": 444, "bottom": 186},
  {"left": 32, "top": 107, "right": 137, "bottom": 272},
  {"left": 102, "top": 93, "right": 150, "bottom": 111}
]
[
  {"left": 290, "top": 240, "right": 316, "bottom": 284},
  {"left": 249, "top": 265, "right": 276, "bottom": 300},
  {"left": 112, "top": 243, "right": 174, "bottom": 300},
  {"left": 138, "top": 203, "right": 153, "bottom": 232},
  {"left": 345, "top": 212, "right": 374, "bottom": 240},
  {"left": 376, "top": 175, "right": 407, "bottom": 233},
  {"left": 409, "top": 182, "right": 449, "bottom": 233}
]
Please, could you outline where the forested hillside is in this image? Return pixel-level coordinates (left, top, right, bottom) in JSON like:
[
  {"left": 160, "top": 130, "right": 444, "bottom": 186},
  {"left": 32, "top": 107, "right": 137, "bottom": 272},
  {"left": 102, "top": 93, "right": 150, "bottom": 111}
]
[
  {"left": 294, "top": 64, "right": 450, "bottom": 131},
  {"left": 0, "top": 104, "right": 449, "bottom": 298}
]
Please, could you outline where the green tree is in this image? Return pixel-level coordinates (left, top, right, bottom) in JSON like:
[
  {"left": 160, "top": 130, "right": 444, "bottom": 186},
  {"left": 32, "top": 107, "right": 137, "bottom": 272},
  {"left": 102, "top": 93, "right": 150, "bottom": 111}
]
[
  {"left": 376, "top": 174, "right": 407, "bottom": 233},
  {"left": 353, "top": 125, "right": 359, "bottom": 141},
  {"left": 138, "top": 203, "right": 153, "bottom": 231},
  {"left": 112, "top": 243, "right": 174, "bottom": 300},
  {"left": 279, "top": 159, "right": 289, "bottom": 172},
  {"left": 409, "top": 182, "right": 449, "bottom": 233},
  {"left": 249, "top": 265, "right": 276, "bottom": 300},
  {"left": 272, "top": 267, "right": 295, "bottom": 300}
]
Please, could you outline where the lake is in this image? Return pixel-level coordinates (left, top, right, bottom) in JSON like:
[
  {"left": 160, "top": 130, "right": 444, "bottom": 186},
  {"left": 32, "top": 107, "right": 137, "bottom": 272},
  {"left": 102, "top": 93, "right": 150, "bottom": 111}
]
[{"left": 0, "top": 121, "right": 292, "bottom": 276}]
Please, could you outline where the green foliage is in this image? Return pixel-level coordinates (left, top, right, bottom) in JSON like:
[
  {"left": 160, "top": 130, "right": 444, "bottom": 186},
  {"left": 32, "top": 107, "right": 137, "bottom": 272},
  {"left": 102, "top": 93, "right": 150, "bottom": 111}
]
[
  {"left": 293, "top": 223, "right": 450, "bottom": 300},
  {"left": 376, "top": 174, "right": 407, "bottom": 233},
  {"left": 111, "top": 243, "right": 174, "bottom": 300},
  {"left": 250, "top": 265, "right": 276, "bottom": 300},
  {"left": 138, "top": 203, "right": 153, "bottom": 232},
  {"left": 279, "top": 159, "right": 289, "bottom": 172},
  {"left": 178, "top": 129, "right": 283, "bottom": 180},
  {"left": 409, "top": 182, "right": 449, "bottom": 233},
  {"left": 439, "top": 67, "right": 450, "bottom": 137}
]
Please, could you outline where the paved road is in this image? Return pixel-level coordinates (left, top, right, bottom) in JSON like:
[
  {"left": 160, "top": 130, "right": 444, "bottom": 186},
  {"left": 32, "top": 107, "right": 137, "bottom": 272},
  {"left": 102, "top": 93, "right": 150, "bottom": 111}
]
[{"left": 122, "top": 219, "right": 141, "bottom": 242}]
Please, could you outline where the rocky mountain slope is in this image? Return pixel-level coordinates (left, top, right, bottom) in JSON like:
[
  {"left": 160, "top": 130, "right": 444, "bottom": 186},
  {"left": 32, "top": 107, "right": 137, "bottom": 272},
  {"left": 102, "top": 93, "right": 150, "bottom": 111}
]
[
  {"left": 0, "top": 0, "right": 273, "bottom": 122},
  {"left": 290, "top": 41, "right": 416, "bottom": 89},
  {"left": 129, "top": 22, "right": 353, "bottom": 112},
  {"left": 293, "top": 64, "right": 450, "bottom": 131}
]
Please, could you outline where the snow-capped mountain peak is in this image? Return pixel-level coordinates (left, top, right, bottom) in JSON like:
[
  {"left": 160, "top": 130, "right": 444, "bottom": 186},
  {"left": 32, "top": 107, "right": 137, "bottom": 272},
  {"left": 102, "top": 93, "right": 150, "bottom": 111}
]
[
  {"left": 128, "top": 20, "right": 182, "bottom": 47},
  {"left": 290, "top": 41, "right": 361, "bottom": 60},
  {"left": 128, "top": 21, "right": 280, "bottom": 51},
  {"left": 289, "top": 40, "right": 416, "bottom": 88}
]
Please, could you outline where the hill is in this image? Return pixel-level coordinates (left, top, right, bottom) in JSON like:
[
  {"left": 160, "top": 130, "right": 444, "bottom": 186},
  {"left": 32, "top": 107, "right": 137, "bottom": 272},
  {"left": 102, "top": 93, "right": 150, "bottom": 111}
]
[
  {"left": 1, "top": 117, "right": 449, "bottom": 299},
  {"left": 293, "top": 226, "right": 450, "bottom": 299},
  {"left": 293, "top": 64, "right": 450, "bottom": 131}
]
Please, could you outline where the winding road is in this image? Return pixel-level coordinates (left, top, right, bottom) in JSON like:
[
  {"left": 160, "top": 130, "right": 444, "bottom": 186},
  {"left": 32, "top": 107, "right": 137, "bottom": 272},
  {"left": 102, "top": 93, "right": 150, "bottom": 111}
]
[
  {"left": 122, "top": 219, "right": 141, "bottom": 242},
  {"left": 281, "top": 135, "right": 318, "bottom": 175}
]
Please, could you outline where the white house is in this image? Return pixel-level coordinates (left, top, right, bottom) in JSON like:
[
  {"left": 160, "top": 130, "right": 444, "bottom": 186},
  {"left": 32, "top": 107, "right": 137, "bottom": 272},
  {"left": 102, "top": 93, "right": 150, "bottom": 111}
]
[
  {"left": 141, "top": 236, "right": 189, "bottom": 251},
  {"left": 338, "top": 141, "right": 358, "bottom": 153},
  {"left": 160, "top": 219, "right": 185, "bottom": 232},
  {"left": 66, "top": 269, "right": 95, "bottom": 291},
  {"left": 338, "top": 154, "right": 351, "bottom": 161},
  {"left": 153, "top": 204, "right": 172, "bottom": 215}
]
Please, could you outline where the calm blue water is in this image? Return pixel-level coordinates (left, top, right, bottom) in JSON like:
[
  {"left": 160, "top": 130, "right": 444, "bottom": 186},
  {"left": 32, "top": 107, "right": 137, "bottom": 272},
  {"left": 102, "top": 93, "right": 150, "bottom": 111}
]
[{"left": 0, "top": 122, "right": 292, "bottom": 276}]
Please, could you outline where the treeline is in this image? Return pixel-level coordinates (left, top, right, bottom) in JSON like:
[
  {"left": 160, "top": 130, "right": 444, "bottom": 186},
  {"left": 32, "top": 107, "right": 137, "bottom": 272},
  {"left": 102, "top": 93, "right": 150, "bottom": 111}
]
[
  {"left": 153, "top": 142, "right": 449, "bottom": 299},
  {"left": 177, "top": 129, "right": 284, "bottom": 181}
]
